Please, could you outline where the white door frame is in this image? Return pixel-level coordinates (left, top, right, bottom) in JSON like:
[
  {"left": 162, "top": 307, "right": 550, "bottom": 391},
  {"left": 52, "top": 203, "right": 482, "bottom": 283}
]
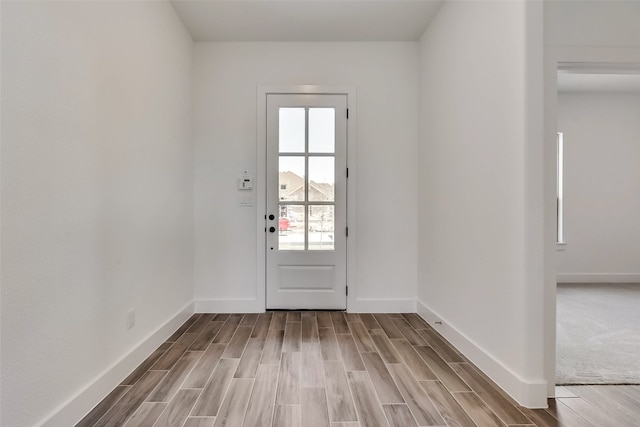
[
  {"left": 543, "top": 46, "right": 640, "bottom": 397},
  {"left": 256, "top": 85, "right": 357, "bottom": 312}
]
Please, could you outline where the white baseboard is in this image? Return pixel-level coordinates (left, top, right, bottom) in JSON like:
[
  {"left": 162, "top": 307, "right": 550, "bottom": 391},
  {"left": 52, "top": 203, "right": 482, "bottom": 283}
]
[
  {"left": 557, "top": 273, "right": 640, "bottom": 283},
  {"left": 40, "top": 301, "right": 195, "bottom": 427},
  {"left": 416, "top": 300, "right": 547, "bottom": 409},
  {"left": 349, "top": 298, "right": 416, "bottom": 313},
  {"left": 194, "top": 298, "right": 415, "bottom": 313},
  {"left": 195, "top": 298, "right": 264, "bottom": 313}
]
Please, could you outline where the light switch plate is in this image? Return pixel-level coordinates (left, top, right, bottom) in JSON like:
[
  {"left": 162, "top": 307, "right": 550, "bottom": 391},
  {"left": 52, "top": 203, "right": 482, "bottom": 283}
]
[{"left": 238, "top": 194, "right": 255, "bottom": 207}]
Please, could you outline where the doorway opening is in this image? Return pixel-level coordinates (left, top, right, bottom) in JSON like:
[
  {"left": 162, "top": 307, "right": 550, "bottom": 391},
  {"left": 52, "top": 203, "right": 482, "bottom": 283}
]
[{"left": 554, "top": 63, "right": 640, "bottom": 386}]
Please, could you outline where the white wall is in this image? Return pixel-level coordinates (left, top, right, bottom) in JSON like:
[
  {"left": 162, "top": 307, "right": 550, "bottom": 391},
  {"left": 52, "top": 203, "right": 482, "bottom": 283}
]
[
  {"left": 1, "top": 2, "right": 193, "bottom": 426},
  {"left": 545, "top": 0, "right": 640, "bottom": 48},
  {"left": 417, "top": 0, "right": 546, "bottom": 407},
  {"left": 193, "top": 42, "right": 419, "bottom": 312},
  {"left": 557, "top": 92, "right": 640, "bottom": 281}
]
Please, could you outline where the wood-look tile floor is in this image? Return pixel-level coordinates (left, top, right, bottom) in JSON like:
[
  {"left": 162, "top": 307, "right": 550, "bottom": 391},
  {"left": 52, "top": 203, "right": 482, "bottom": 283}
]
[{"left": 76, "top": 312, "right": 640, "bottom": 427}]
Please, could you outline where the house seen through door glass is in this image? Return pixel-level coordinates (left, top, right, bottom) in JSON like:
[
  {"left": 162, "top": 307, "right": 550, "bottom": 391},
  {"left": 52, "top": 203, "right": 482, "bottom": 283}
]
[{"left": 278, "top": 107, "right": 336, "bottom": 251}]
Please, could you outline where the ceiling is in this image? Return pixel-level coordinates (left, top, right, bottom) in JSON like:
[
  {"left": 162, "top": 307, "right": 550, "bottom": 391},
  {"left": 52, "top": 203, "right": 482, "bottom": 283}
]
[
  {"left": 170, "top": 2, "right": 640, "bottom": 93},
  {"left": 170, "top": 0, "right": 445, "bottom": 42}
]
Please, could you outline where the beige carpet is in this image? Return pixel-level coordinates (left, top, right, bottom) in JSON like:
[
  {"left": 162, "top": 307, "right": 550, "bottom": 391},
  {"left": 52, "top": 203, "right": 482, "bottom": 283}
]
[{"left": 556, "top": 283, "right": 640, "bottom": 385}]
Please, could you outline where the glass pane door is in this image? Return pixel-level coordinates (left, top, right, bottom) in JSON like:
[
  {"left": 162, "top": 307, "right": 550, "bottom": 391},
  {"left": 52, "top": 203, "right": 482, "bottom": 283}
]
[{"left": 278, "top": 107, "right": 336, "bottom": 251}]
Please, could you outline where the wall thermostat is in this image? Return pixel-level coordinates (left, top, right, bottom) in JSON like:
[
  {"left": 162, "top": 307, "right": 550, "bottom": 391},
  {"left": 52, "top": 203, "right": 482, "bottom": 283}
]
[{"left": 238, "top": 171, "right": 253, "bottom": 190}]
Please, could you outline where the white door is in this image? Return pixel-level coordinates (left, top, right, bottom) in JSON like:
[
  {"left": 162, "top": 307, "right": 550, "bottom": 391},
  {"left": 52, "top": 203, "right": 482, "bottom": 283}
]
[{"left": 266, "top": 94, "right": 348, "bottom": 310}]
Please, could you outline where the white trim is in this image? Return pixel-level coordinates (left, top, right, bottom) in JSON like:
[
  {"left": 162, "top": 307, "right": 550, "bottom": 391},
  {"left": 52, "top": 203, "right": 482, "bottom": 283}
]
[
  {"left": 194, "top": 296, "right": 414, "bottom": 313},
  {"left": 349, "top": 298, "right": 416, "bottom": 313},
  {"left": 557, "top": 273, "right": 640, "bottom": 283},
  {"left": 39, "top": 301, "right": 195, "bottom": 427},
  {"left": 256, "top": 85, "right": 357, "bottom": 312},
  {"left": 194, "top": 298, "right": 265, "bottom": 313},
  {"left": 417, "top": 300, "right": 548, "bottom": 409}
]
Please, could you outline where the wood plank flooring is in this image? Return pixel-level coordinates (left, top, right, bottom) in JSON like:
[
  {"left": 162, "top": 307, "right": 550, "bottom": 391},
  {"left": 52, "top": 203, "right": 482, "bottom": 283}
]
[{"left": 76, "top": 312, "right": 640, "bottom": 427}]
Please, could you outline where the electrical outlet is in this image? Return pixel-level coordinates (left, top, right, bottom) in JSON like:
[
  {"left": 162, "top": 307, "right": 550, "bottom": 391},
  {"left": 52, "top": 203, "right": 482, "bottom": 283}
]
[{"left": 126, "top": 309, "right": 136, "bottom": 330}]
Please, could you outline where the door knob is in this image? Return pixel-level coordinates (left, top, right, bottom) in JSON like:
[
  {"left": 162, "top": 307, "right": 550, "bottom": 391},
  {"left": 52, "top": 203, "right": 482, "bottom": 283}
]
[
  {"left": 269, "top": 226, "right": 276, "bottom": 233},
  {"left": 269, "top": 214, "right": 275, "bottom": 220}
]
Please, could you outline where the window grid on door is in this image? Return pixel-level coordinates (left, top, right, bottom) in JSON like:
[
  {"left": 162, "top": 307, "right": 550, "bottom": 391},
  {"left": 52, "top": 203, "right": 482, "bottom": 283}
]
[{"left": 278, "top": 107, "right": 336, "bottom": 251}]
